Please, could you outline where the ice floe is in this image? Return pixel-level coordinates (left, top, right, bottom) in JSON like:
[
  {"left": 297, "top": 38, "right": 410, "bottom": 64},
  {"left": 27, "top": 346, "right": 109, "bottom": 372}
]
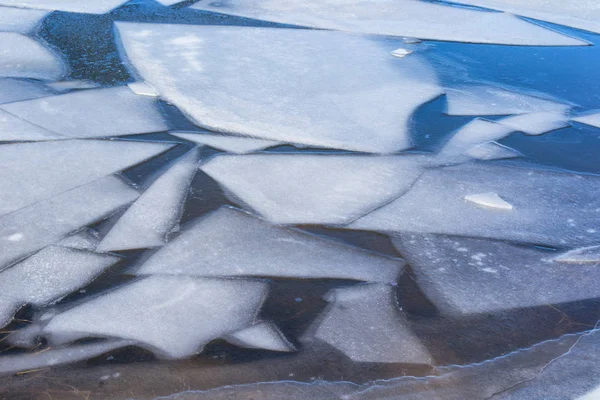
[
  {"left": 0, "top": 33, "right": 64, "bottom": 81},
  {"left": 554, "top": 245, "right": 600, "bottom": 264},
  {"left": 0, "top": 0, "right": 128, "bottom": 14},
  {"left": 201, "top": 154, "right": 429, "bottom": 224},
  {"left": 224, "top": 322, "right": 296, "bottom": 352},
  {"left": 172, "top": 131, "right": 280, "bottom": 154},
  {"left": 116, "top": 23, "right": 442, "bottom": 153},
  {"left": 189, "top": 0, "right": 585, "bottom": 46},
  {"left": 464, "top": 192, "right": 514, "bottom": 211},
  {"left": 463, "top": 142, "right": 521, "bottom": 161},
  {"left": 0, "top": 109, "right": 62, "bottom": 141},
  {"left": 0, "top": 6, "right": 48, "bottom": 33},
  {"left": 0, "top": 78, "right": 56, "bottom": 104},
  {"left": 497, "top": 111, "right": 570, "bottom": 135},
  {"left": 573, "top": 111, "right": 600, "bottom": 129}
]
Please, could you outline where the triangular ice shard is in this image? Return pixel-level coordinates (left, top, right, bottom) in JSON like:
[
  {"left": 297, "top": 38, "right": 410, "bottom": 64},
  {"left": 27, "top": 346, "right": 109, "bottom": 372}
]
[
  {"left": 136, "top": 207, "right": 403, "bottom": 284},
  {"left": 190, "top": 0, "right": 585, "bottom": 46},
  {"left": 97, "top": 149, "right": 199, "bottom": 252},
  {"left": 573, "top": 111, "right": 600, "bottom": 129},
  {"left": 42, "top": 276, "right": 268, "bottom": 359},
  {"left": 497, "top": 111, "right": 570, "bottom": 135},
  {"left": 0, "top": 78, "right": 56, "bottom": 104},
  {"left": 201, "top": 154, "right": 429, "bottom": 224},
  {"left": 0, "top": 0, "right": 128, "bottom": 14},
  {"left": 1, "top": 86, "right": 169, "bottom": 138},
  {"left": 116, "top": 24, "right": 442, "bottom": 153},
  {"left": 0, "top": 109, "right": 62, "bottom": 141},
  {"left": 224, "top": 321, "right": 296, "bottom": 352},
  {"left": 0, "top": 33, "right": 65, "bottom": 80},
  {"left": 464, "top": 192, "right": 514, "bottom": 211},
  {"left": 0, "top": 7, "right": 48, "bottom": 33},
  {"left": 172, "top": 131, "right": 280, "bottom": 154},
  {"left": 306, "top": 284, "right": 433, "bottom": 364},
  {"left": 554, "top": 245, "right": 600, "bottom": 264},
  {"left": 464, "top": 142, "right": 521, "bottom": 161},
  {"left": 57, "top": 229, "right": 99, "bottom": 251},
  {"left": 127, "top": 82, "right": 158, "bottom": 97}
]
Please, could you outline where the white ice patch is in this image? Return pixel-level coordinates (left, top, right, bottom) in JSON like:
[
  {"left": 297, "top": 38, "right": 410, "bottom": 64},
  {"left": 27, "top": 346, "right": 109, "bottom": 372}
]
[
  {"left": 47, "top": 80, "right": 100, "bottom": 92},
  {"left": 0, "top": 0, "right": 128, "bottom": 14},
  {"left": 464, "top": 142, "right": 521, "bottom": 161},
  {"left": 497, "top": 111, "right": 570, "bottom": 135},
  {"left": 0, "top": 78, "right": 56, "bottom": 104},
  {"left": 554, "top": 245, "right": 600, "bottom": 264},
  {"left": 57, "top": 229, "right": 99, "bottom": 251},
  {"left": 201, "top": 154, "right": 429, "bottom": 224},
  {"left": 127, "top": 81, "right": 158, "bottom": 97},
  {"left": 0, "top": 33, "right": 65, "bottom": 81},
  {"left": 391, "top": 48, "right": 412, "bottom": 58},
  {"left": 0, "top": 109, "right": 62, "bottom": 141},
  {"left": 116, "top": 24, "right": 442, "bottom": 153},
  {"left": 172, "top": 131, "right": 280, "bottom": 154},
  {"left": 0, "top": 7, "right": 48, "bottom": 33},
  {"left": 136, "top": 207, "right": 403, "bottom": 284},
  {"left": 573, "top": 111, "right": 600, "bottom": 129},
  {"left": 464, "top": 192, "right": 514, "bottom": 211},
  {"left": 224, "top": 321, "right": 296, "bottom": 352}
]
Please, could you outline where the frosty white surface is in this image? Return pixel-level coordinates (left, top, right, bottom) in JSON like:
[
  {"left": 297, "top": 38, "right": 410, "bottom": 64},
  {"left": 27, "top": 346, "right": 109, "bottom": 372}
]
[
  {"left": 0, "top": 139, "right": 171, "bottom": 216},
  {"left": 47, "top": 80, "right": 100, "bottom": 92},
  {"left": 0, "top": 7, "right": 48, "bottom": 33},
  {"left": 573, "top": 111, "right": 600, "bottom": 128},
  {"left": 464, "top": 142, "right": 520, "bottom": 161},
  {"left": 136, "top": 207, "right": 403, "bottom": 284},
  {"left": 201, "top": 154, "right": 429, "bottom": 224},
  {"left": 97, "top": 149, "right": 199, "bottom": 252},
  {"left": 57, "top": 229, "right": 100, "bottom": 251},
  {"left": 190, "top": 0, "right": 585, "bottom": 46},
  {"left": 1, "top": 86, "right": 169, "bottom": 138},
  {"left": 0, "top": 33, "right": 64, "bottom": 80},
  {"left": 225, "top": 322, "right": 296, "bottom": 352},
  {"left": 0, "top": 0, "right": 128, "bottom": 13},
  {"left": 0, "top": 109, "right": 62, "bottom": 141},
  {"left": 127, "top": 81, "right": 158, "bottom": 97},
  {"left": 307, "top": 284, "right": 432, "bottom": 364},
  {"left": 172, "top": 131, "right": 280, "bottom": 154},
  {"left": 0, "top": 78, "right": 56, "bottom": 104},
  {"left": 497, "top": 111, "right": 570, "bottom": 135},
  {"left": 116, "top": 24, "right": 442, "bottom": 153},
  {"left": 43, "top": 276, "right": 268, "bottom": 359},
  {"left": 554, "top": 245, "right": 600, "bottom": 264},
  {"left": 350, "top": 163, "right": 600, "bottom": 246},
  {"left": 464, "top": 192, "right": 513, "bottom": 211}
]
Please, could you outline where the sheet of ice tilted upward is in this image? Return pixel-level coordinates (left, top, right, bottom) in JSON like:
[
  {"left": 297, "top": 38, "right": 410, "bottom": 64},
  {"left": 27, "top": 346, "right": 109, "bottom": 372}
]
[
  {"left": 393, "top": 234, "right": 600, "bottom": 315},
  {"left": 350, "top": 163, "right": 600, "bottom": 247},
  {"left": 497, "top": 111, "right": 570, "bottom": 135},
  {"left": 42, "top": 275, "right": 268, "bottom": 359},
  {"left": 225, "top": 322, "right": 295, "bottom": 352},
  {"left": 0, "top": 109, "right": 62, "bottom": 141},
  {"left": 573, "top": 111, "right": 600, "bottom": 128},
  {"left": 0, "top": 0, "right": 128, "bottom": 13},
  {"left": 190, "top": 0, "right": 585, "bottom": 46},
  {"left": 136, "top": 207, "right": 403, "bottom": 283},
  {"left": 0, "top": 7, "right": 48, "bottom": 33},
  {"left": 0, "top": 139, "right": 171, "bottom": 217},
  {"left": 201, "top": 154, "right": 429, "bottom": 224},
  {"left": 0, "top": 33, "right": 64, "bottom": 80},
  {"left": 1, "top": 86, "right": 169, "bottom": 138},
  {"left": 116, "top": 24, "right": 442, "bottom": 153},
  {"left": 0, "top": 246, "right": 119, "bottom": 327},
  {"left": 57, "top": 229, "right": 99, "bottom": 251},
  {"left": 0, "top": 78, "right": 56, "bottom": 105},
  {"left": 172, "top": 132, "right": 280, "bottom": 154},
  {"left": 97, "top": 149, "right": 199, "bottom": 252},
  {"left": 306, "top": 284, "right": 432, "bottom": 364},
  {"left": 0, "top": 176, "right": 139, "bottom": 269}
]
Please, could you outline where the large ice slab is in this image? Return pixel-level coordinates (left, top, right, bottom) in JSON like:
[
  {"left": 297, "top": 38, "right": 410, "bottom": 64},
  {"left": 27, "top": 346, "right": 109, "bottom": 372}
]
[
  {"left": 42, "top": 276, "right": 268, "bottom": 359},
  {"left": 573, "top": 111, "right": 600, "bottom": 129},
  {"left": 0, "top": 7, "right": 48, "bottom": 33},
  {"left": 116, "top": 24, "right": 442, "bottom": 153},
  {"left": 1, "top": 86, "right": 169, "bottom": 138},
  {"left": 0, "top": 0, "right": 128, "bottom": 14},
  {"left": 0, "top": 139, "right": 171, "bottom": 216},
  {"left": 172, "top": 132, "right": 280, "bottom": 154},
  {"left": 97, "top": 149, "right": 199, "bottom": 252},
  {"left": 201, "top": 154, "right": 429, "bottom": 224},
  {"left": 136, "top": 207, "right": 403, "bottom": 284},
  {"left": 0, "top": 78, "right": 56, "bottom": 105},
  {"left": 350, "top": 163, "right": 600, "bottom": 247},
  {"left": 224, "top": 322, "right": 296, "bottom": 352},
  {"left": 0, "top": 109, "right": 62, "bottom": 141},
  {"left": 306, "top": 284, "right": 432, "bottom": 364},
  {"left": 0, "top": 33, "right": 64, "bottom": 80},
  {"left": 190, "top": 0, "right": 585, "bottom": 46},
  {"left": 497, "top": 111, "right": 570, "bottom": 135}
]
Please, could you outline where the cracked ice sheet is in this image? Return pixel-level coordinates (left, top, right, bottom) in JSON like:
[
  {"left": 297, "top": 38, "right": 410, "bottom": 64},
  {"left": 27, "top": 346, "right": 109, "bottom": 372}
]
[
  {"left": 497, "top": 111, "right": 570, "bottom": 135},
  {"left": 116, "top": 24, "right": 442, "bottom": 153},
  {"left": 393, "top": 234, "right": 600, "bottom": 315},
  {"left": 0, "top": 33, "right": 65, "bottom": 80},
  {"left": 171, "top": 131, "right": 280, "bottom": 154},
  {"left": 0, "top": 7, "right": 48, "bottom": 34},
  {"left": 1, "top": 86, "right": 169, "bottom": 138},
  {"left": 136, "top": 207, "right": 403, "bottom": 284},
  {"left": 201, "top": 154, "right": 429, "bottom": 224},
  {"left": 0, "top": 78, "right": 56, "bottom": 105},
  {"left": 190, "top": 0, "right": 585, "bottom": 46},
  {"left": 349, "top": 163, "right": 600, "bottom": 247},
  {"left": 42, "top": 276, "right": 268, "bottom": 359},
  {"left": 57, "top": 229, "right": 99, "bottom": 251},
  {"left": 0, "top": 0, "right": 128, "bottom": 14},
  {"left": 0, "top": 109, "right": 62, "bottom": 141}
]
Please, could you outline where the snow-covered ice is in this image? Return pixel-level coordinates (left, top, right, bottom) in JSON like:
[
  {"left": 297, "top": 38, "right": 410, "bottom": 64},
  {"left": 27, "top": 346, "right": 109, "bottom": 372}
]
[
  {"left": 0, "top": 7, "right": 48, "bottom": 34},
  {"left": 0, "top": 33, "right": 64, "bottom": 81},
  {"left": 0, "top": 0, "right": 128, "bottom": 14},
  {"left": 172, "top": 131, "right": 280, "bottom": 154}
]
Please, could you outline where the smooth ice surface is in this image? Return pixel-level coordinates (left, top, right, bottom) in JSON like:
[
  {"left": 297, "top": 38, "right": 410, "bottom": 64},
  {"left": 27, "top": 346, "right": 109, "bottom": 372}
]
[
  {"left": 43, "top": 276, "right": 268, "bottom": 359},
  {"left": 116, "top": 24, "right": 442, "bottom": 153},
  {"left": 0, "top": 176, "right": 139, "bottom": 269},
  {"left": 573, "top": 111, "right": 600, "bottom": 129},
  {"left": 190, "top": 0, "right": 585, "bottom": 46},
  {"left": 224, "top": 322, "right": 296, "bottom": 352},
  {"left": 1, "top": 86, "right": 169, "bottom": 138},
  {"left": 0, "top": 0, "right": 128, "bottom": 13},
  {"left": 0, "top": 109, "right": 62, "bottom": 141},
  {"left": 57, "top": 229, "right": 99, "bottom": 251},
  {"left": 554, "top": 245, "right": 600, "bottom": 264},
  {"left": 0, "top": 6, "right": 48, "bottom": 33},
  {"left": 464, "top": 192, "right": 513, "bottom": 211},
  {"left": 172, "top": 132, "right": 280, "bottom": 154},
  {"left": 0, "top": 33, "right": 64, "bottom": 80},
  {"left": 464, "top": 142, "right": 521, "bottom": 161},
  {"left": 0, "top": 246, "right": 119, "bottom": 327},
  {"left": 0, "top": 139, "right": 171, "bottom": 216},
  {"left": 0, "top": 78, "right": 55, "bottom": 104},
  {"left": 136, "top": 207, "right": 403, "bottom": 284},
  {"left": 393, "top": 234, "right": 600, "bottom": 315},
  {"left": 445, "top": 86, "right": 571, "bottom": 116},
  {"left": 97, "top": 149, "right": 199, "bottom": 252},
  {"left": 201, "top": 154, "right": 429, "bottom": 224},
  {"left": 307, "top": 284, "right": 432, "bottom": 364},
  {"left": 127, "top": 81, "right": 158, "bottom": 97},
  {"left": 497, "top": 111, "right": 570, "bottom": 135},
  {"left": 350, "top": 163, "right": 600, "bottom": 246}
]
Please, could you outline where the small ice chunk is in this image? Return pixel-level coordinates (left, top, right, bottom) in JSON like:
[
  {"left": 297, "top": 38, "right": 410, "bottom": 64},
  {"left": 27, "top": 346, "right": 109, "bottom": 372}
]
[
  {"left": 0, "top": 6, "right": 48, "bottom": 33},
  {"left": 391, "top": 48, "right": 412, "bottom": 58},
  {"left": 306, "top": 284, "right": 432, "bottom": 364},
  {"left": 116, "top": 24, "right": 442, "bottom": 153},
  {"left": 47, "top": 80, "right": 100, "bottom": 92},
  {"left": 464, "top": 192, "right": 513, "bottom": 211},
  {"left": 155, "top": 0, "right": 185, "bottom": 4},
  {"left": 446, "top": 86, "right": 570, "bottom": 116},
  {"left": 464, "top": 142, "right": 521, "bottom": 161},
  {"left": 97, "top": 149, "right": 199, "bottom": 252},
  {"left": 201, "top": 154, "right": 429, "bottom": 224},
  {"left": 42, "top": 276, "right": 268, "bottom": 359},
  {"left": 136, "top": 207, "right": 403, "bottom": 284},
  {"left": 554, "top": 245, "right": 600, "bottom": 264},
  {"left": 127, "top": 82, "right": 158, "bottom": 97},
  {"left": 0, "top": 109, "right": 62, "bottom": 141},
  {"left": 224, "top": 321, "right": 296, "bottom": 352},
  {"left": 573, "top": 111, "right": 600, "bottom": 129},
  {"left": 497, "top": 111, "right": 570, "bottom": 135},
  {"left": 0, "top": 33, "right": 64, "bottom": 81},
  {"left": 0, "top": 0, "right": 128, "bottom": 14},
  {"left": 172, "top": 131, "right": 280, "bottom": 154},
  {"left": 57, "top": 229, "right": 99, "bottom": 251},
  {"left": 1, "top": 86, "right": 169, "bottom": 138},
  {"left": 0, "top": 78, "right": 56, "bottom": 104}
]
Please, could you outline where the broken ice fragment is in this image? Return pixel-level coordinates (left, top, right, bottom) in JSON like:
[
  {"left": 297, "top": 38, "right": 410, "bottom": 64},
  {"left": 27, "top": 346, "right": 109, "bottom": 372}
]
[
  {"left": 224, "top": 321, "right": 296, "bottom": 352},
  {"left": 391, "top": 48, "right": 412, "bottom": 58},
  {"left": 554, "top": 245, "right": 600, "bottom": 264},
  {"left": 201, "top": 154, "right": 429, "bottom": 224},
  {"left": 172, "top": 131, "right": 280, "bottom": 154},
  {"left": 464, "top": 142, "right": 521, "bottom": 161},
  {"left": 136, "top": 207, "right": 403, "bottom": 284},
  {"left": 97, "top": 149, "right": 199, "bottom": 252},
  {"left": 573, "top": 111, "right": 600, "bottom": 129},
  {"left": 464, "top": 192, "right": 513, "bottom": 211},
  {"left": 0, "top": 109, "right": 62, "bottom": 141},
  {"left": 497, "top": 111, "right": 570, "bottom": 135},
  {"left": 0, "top": 6, "right": 48, "bottom": 33},
  {"left": 0, "top": 0, "right": 128, "bottom": 14},
  {"left": 116, "top": 24, "right": 442, "bottom": 153},
  {"left": 47, "top": 80, "right": 100, "bottom": 92},
  {"left": 0, "top": 33, "right": 65, "bottom": 80},
  {"left": 57, "top": 229, "right": 99, "bottom": 251},
  {"left": 0, "top": 78, "right": 55, "bottom": 104},
  {"left": 127, "top": 82, "right": 158, "bottom": 97}
]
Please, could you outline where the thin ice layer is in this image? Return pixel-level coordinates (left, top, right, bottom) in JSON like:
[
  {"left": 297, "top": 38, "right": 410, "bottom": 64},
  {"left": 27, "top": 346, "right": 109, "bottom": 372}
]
[
  {"left": 0, "top": 109, "right": 62, "bottom": 141},
  {"left": 172, "top": 132, "right": 280, "bottom": 154},
  {"left": 306, "top": 284, "right": 432, "bottom": 364},
  {"left": 0, "top": 7, "right": 48, "bottom": 33},
  {"left": 554, "top": 245, "right": 600, "bottom": 264},
  {"left": 201, "top": 154, "right": 429, "bottom": 224},
  {"left": 0, "top": 33, "right": 64, "bottom": 80},
  {"left": 464, "top": 142, "right": 521, "bottom": 161},
  {"left": 0, "top": 139, "right": 171, "bottom": 216},
  {"left": 43, "top": 276, "right": 268, "bottom": 359},
  {"left": 350, "top": 163, "right": 600, "bottom": 246},
  {"left": 57, "top": 229, "right": 99, "bottom": 251},
  {"left": 116, "top": 24, "right": 442, "bottom": 153},
  {"left": 497, "top": 111, "right": 570, "bottom": 135},
  {"left": 573, "top": 111, "right": 600, "bottom": 128},
  {"left": 47, "top": 80, "right": 100, "bottom": 92},
  {"left": 0, "top": 176, "right": 139, "bottom": 269},
  {"left": 224, "top": 322, "right": 296, "bottom": 352},
  {"left": 0, "top": 246, "right": 119, "bottom": 327},
  {"left": 0, "top": 0, "right": 128, "bottom": 13},
  {"left": 1, "top": 86, "right": 169, "bottom": 138},
  {"left": 0, "top": 78, "right": 56, "bottom": 104},
  {"left": 97, "top": 149, "right": 199, "bottom": 252},
  {"left": 190, "top": 0, "right": 585, "bottom": 46},
  {"left": 464, "top": 192, "right": 514, "bottom": 211},
  {"left": 393, "top": 234, "right": 600, "bottom": 315},
  {"left": 136, "top": 207, "right": 403, "bottom": 283}
]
